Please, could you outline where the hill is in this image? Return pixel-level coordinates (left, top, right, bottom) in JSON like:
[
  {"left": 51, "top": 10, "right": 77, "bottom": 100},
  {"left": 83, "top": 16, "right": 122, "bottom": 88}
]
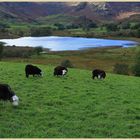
[
  {"left": 0, "top": 2, "right": 140, "bottom": 23},
  {"left": 0, "top": 61, "right": 139, "bottom": 138}
]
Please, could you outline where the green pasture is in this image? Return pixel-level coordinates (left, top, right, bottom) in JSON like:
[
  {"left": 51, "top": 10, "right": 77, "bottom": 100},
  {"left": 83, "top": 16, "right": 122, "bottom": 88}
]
[{"left": 0, "top": 62, "right": 139, "bottom": 138}]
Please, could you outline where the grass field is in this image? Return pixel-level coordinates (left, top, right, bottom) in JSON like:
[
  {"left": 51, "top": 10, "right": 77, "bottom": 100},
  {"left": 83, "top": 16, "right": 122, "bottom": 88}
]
[
  {"left": 0, "top": 61, "right": 140, "bottom": 138},
  {"left": 4, "top": 45, "right": 140, "bottom": 74}
]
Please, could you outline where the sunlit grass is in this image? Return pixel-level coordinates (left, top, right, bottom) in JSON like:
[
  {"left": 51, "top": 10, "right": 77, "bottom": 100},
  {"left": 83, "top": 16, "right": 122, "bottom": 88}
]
[{"left": 0, "top": 61, "right": 140, "bottom": 138}]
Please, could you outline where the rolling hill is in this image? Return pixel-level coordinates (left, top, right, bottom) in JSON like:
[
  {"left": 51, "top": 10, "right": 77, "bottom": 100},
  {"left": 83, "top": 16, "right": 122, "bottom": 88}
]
[{"left": 0, "top": 2, "right": 140, "bottom": 23}]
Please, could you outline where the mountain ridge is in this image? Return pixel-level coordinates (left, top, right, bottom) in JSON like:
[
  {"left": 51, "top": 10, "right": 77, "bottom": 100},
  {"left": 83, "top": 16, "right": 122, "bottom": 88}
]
[{"left": 0, "top": 2, "right": 140, "bottom": 23}]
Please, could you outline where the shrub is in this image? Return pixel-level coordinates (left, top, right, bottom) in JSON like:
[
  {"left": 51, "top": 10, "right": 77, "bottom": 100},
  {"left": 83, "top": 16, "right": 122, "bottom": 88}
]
[
  {"left": 130, "top": 23, "right": 140, "bottom": 30},
  {"left": 135, "top": 28, "right": 140, "bottom": 38},
  {"left": 0, "top": 22, "right": 9, "bottom": 29},
  {"left": 132, "top": 52, "right": 140, "bottom": 76},
  {"left": 113, "top": 63, "right": 129, "bottom": 75},
  {"left": 120, "top": 22, "right": 130, "bottom": 29},
  {"left": 34, "top": 46, "right": 43, "bottom": 55},
  {"left": 3, "top": 46, "right": 34, "bottom": 58},
  {"left": 0, "top": 42, "right": 5, "bottom": 60},
  {"left": 31, "top": 27, "right": 52, "bottom": 36},
  {"left": 61, "top": 59, "right": 73, "bottom": 68},
  {"left": 54, "top": 23, "right": 65, "bottom": 30},
  {"left": 105, "top": 23, "right": 118, "bottom": 32}
]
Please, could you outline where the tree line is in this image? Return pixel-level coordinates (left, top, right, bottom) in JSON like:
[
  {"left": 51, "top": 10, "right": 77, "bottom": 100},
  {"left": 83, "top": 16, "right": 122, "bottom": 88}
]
[{"left": 0, "top": 16, "right": 140, "bottom": 38}]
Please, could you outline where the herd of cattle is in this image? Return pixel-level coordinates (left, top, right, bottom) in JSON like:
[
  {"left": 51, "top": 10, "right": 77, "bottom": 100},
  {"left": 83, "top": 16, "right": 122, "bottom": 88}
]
[{"left": 0, "top": 64, "right": 106, "bottom": 106}]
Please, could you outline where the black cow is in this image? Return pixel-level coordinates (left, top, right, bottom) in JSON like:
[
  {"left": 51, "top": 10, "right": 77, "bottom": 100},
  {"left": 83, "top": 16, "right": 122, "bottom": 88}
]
[
  {"left": 25, "top": 64, "right": 42, "bottom": 78},
  {"left": 92, "top": 69, "right": 106, "bottom": 79},
  {"left": 0, "top": 84, "right": 19, "bottom": 106},
  {"left": 54, "top": 66, "right": 68, "bottom": 76}
]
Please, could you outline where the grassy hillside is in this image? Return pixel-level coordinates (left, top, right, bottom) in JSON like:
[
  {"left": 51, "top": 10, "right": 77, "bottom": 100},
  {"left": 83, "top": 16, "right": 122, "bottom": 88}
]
[
  {"left": 0, "top": 61, "right": 140, "bottom": 138},
  {"left": 37, "top": 14, "right": 77, "bottom": 25}
]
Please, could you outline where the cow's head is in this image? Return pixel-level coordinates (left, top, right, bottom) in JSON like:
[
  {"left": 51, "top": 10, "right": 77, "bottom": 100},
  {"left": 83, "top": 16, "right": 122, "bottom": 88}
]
[
  {"left": 62, "top": 69, "right": 67, "bottom": 75},
  {"left": 11, "top": 95, "right": 19, "bottom": 106},
  {"left": 98, "top": 72, "right": 105, "bottom": 79},
  {"left": 38, "top": 69, "right": 43, "bottom": 76}
]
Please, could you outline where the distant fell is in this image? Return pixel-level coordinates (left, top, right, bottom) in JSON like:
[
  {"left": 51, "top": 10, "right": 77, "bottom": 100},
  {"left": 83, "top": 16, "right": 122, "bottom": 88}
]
[{"left": 0, "top": 2, "right": 140, "bottom": 23}]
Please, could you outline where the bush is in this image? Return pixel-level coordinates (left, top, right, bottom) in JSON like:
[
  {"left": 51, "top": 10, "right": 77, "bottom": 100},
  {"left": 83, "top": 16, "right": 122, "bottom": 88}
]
[
  {"left": 54, "top": 23, "right": 65, "bottom": 30},
  {"left": 132, "top": 52, "right": 140, "bottom": 76},
  {"left": 121, "top": 22, "right": 130, "bottom": 29},
  {"left": 31, "top": 27, "right": 52, "bottom": 36},
  {"left": 34, "top": 46, "right": 43, "bottom": 55},
  {"left": 113, "top": 63, "right": 129, "bottom": 75},
  {"left": 130, "top": 23, "right": 140, "bottom": 30},
  {"left": 3, "top": 46, "right": 35, "bottom": 58},
  {"left": 0, "top": 22, "right": 9, "bottom": 29},
  {"left": 0, "top": 42, "right": 5, "bottom": 60},
  {"left": 105, "top": 23, "right": 118, "bottom": 32},
  {"left": 135, "top": 28, "right": 140, "bottom": 38},
  {"left": 61, "top": 59, "right": 73, "bottom": 68}
]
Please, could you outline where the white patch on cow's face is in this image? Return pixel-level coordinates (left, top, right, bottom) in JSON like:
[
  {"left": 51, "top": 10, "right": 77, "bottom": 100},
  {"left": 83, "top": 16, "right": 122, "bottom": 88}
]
[
  {"left": 12, "top": 95, "right": 19, "bottom": 106},
  {"left": 98, "top": 74, "right": 101, "bottom": 79},
  {"left": 62, "top": 70, "right": 67, "bottom": 75}
]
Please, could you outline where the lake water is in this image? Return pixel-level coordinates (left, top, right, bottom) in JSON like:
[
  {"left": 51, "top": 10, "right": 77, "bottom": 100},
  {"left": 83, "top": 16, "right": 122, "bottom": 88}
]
[{"left": 0, "top": 36, "right": 138, "bottom": 51}]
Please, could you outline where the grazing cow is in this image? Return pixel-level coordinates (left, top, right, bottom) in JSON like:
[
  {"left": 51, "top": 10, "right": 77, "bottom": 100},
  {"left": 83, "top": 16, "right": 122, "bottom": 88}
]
[
  {"left": 54, "top": 66, "right": 68, "bottom": 76},
  {"left": 92, "top": 69, "right": 106, "bottom": 79},
  {"left": 25, "top": 64, "right": 42, "bottom": 78},
  {"left": 0, "top": 84, "right": 19, "bottom": 106}
]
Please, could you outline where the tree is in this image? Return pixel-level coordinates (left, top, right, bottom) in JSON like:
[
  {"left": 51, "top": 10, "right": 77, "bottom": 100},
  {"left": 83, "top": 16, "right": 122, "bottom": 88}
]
[
  {"left": 34, "top": 46, "right": 43, "bottom": 55},
  {"left": 31, "top": 27, "right": 52, "bottom": 37},
  {"left": 77, "top": 16, "right": 96, "bottom": 31},
  {"left": 54, "top": 23, "right": 65, "bottom": 30},
  {"left": 88, "top": 22, "right": 97, "bottom": 28},
  {"left": 130, "top": 23, "right": 140, "bottom": 30},
  {"left": 61, "top": 59, "right": 73, "bottom": 68},
  {"left": 133, "top": 51, "right": 140, "bottom": 76},
  {"left": 0, "top": 22, "right": 9, "bottom": 29},
  {"left": 105, "top": 23, "right": 118, "bottom": 32},
  {"left": 135, "top": 28, "right": 140, "bottom": 38},
  {"left": 121, "top": 22, "right": 130, "bottom": 29},
  {"left": 113, "top": 63, "right": 129, "bottom": 75},
  {"left": 0, "top": 42, "right": 5, "bottom": 60}
]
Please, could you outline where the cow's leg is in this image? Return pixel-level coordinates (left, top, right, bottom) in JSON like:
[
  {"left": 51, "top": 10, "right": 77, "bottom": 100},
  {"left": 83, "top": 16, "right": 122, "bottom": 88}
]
[
  {"left": 92, "top": 75, "right": 95, "bottom": 79},
  {"left": 100, "top": 73, "right": 104, "bottom": 80},
  {"left": 26, "top": 73, "right": 29, "bottom": 78},
  {"left": 100, "top": 76, "right": 103, "bottom": 80}
]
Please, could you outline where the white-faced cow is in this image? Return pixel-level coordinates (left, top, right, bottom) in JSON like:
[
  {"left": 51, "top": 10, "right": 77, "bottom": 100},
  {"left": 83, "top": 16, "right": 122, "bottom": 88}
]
[
  {"left": 25, "top": 64, "right": 42, "bottom": 78},
  {"left": 54, "top": 66, "right": 68, "bottom": 76},
  {"left": 92, "top": 69, "right": 106, "bottom": 79},
  {"left": 0, "top": 84, "right": 19, "bottom": 106}
]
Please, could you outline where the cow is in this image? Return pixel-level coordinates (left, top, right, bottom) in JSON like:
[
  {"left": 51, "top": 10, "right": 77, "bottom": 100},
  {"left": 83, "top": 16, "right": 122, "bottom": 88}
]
[
  {"left": 0, "top": 84, "right": 19, "bottom": 106},
  {"left": 92, "top": 69, "right": 106, "bottom": 79},
  {"left": 54, "top": 66, "right": 68, "bottom": 76},
  {"left": 25, "top": 64, "right": 42, "bottom": 78}
]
